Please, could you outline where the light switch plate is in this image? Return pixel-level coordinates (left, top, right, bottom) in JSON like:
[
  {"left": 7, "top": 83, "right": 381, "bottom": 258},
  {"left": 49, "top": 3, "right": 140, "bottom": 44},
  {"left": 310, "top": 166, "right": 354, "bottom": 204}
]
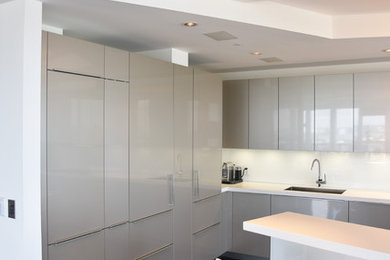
[{"left": 0, "top": 197, "right": 6, "bottom": 217}]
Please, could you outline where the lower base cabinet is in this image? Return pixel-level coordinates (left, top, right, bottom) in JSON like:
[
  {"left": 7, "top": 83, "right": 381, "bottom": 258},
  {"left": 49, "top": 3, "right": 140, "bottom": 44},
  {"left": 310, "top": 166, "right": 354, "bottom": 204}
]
[
  {"left": 48, "top": 231, "right": 104, "bottom": 260},
  {"left": 193, "top": 223, "right": 222, "bottom": 260},
  {"left": 144, "top": 245, "right": 173, "bottom": 260},
  {"left": 349, "top": 201, "right": 390, "bottom": 229},
  {"left": 105, "top": 223, "right": 129, "bottom": 260},
  {"left": 232, "top": 192, "right": 271, "bottom": 258}
]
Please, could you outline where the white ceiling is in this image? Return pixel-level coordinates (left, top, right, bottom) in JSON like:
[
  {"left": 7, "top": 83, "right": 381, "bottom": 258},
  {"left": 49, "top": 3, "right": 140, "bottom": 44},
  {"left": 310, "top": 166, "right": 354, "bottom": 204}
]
[{"left": 41, "top": 0, "right": 390, "bottom": 72}]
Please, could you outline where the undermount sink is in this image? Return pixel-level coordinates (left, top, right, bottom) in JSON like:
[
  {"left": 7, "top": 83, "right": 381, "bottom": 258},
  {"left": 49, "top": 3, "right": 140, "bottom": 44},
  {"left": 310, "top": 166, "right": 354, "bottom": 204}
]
[{"left": 285, "top": 186, "right": 346, "bottom": 194}]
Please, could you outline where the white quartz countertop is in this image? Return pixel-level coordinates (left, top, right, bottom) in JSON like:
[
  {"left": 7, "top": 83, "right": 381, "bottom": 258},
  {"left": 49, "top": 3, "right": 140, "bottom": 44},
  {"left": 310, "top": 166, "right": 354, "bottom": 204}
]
[
  {"left": 222, "top": 182, "right": 390, "bottom": 204},
  {"left": 244, "top": 212, "right": 390, "bottom": 259}
]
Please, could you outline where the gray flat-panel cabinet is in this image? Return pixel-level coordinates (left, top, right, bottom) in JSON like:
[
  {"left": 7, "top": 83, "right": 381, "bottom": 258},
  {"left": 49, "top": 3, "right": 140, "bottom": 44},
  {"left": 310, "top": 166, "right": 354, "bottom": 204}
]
[
  {"left": 192, "top": 195, "right": 222, "bottom": 233},
  {"left": 47, "top": 71, "right": 104, "bottom": 244},
  {"left": 104, "top": 80, "right": 129, "bottom": 227},
  {"left": 105, "top": 223, "right": 129, "bottom": 260},
  {"left": 47, "top": 33, "right": 104, "bottom": 77},
  {"left": 48, "top": 231, "right": 104, "bottom": 260},
  {"left": 349, "top": 201, "right": 390, "bottom": 229},
  {"left": 354, "top": 72, "right": 390, "bottom": 152},
  {"left": 221, "top": 192, "right": 233, "bottom": 253},
  {"left": 193, "top": 223, "right": 222, "bottom": 260},
  {"left": 315, "top": 74, "right": 353, "bottom": 152},
  {"left": 145, "top": 245, "right": 173, "bottom": 260},
  {"left": 193, "top": 69, "right": 222, "bottom": 201},
  {"left": 271, "top": 195, "right": 348, "bottom": 221},
  {"left": 173, "top": 65, "right": 193, "bottom": 260},
  {"left": 104, "top": 46, "right": 129, "bottom": 81},
  {"left": 232, "top": 192, "right": 271, "bottom": 258},
  {"left": 223, "top": 80, "right": 249, "bottom": 149},
  {"left": 129, "top": 53, "right": 174, "bottom": 221},
  {"left": 279, "top": 76, "right": 314, "bottom": 151},
  {"left": 249, "top": 78, "right": 278, "bottom": 150}
]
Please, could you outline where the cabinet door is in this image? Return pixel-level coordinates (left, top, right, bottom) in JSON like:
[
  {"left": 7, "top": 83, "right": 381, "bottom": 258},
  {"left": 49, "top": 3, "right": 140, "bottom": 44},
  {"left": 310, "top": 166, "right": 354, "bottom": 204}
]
[
  {"left": 223, "top": 80, "right": 248, "bottom": 149},
  {"left": 279, "top": 76, "right": 314, "bottom": 151},
  {"left": 105, "top": 223, "right": 129, "bottom": 260},
  {"left": 315, "top": 74, "right": 353, "bottom": 152},
  {"left": 144, "top": 245, "right": 173, "bottom": 260},
  {"left": 193, "top": 69, "right": 222, "bottom": 201},
  {"left": 232, "top": 192, "right": 270, "bottom": 258},
  {"left": 249, "top": 78, "right": 278, "bottom": 149},
  {"left": 48, "top": 231, "right": 104, "bottom": 260},
  {"left": 271, "top": 195, "right": 348, "bottom": 221},
  {"left": 192, "top": 195, "right": 222, "bottom": 233},
  {"left": 105, "top": 46, "right": 129, "bottom": 82},
  {"left": 354, "top": 72, "right": 390, "bottom": 152},
  {"left": 129, "top": 53, "right": 174, "bottom": 221},
  {"left": 221, "top": 192, "right": 233, "bottom": 253},
  {"left": 47, "top": 71, "right": 104, "bottom": 243},
  {"left": 173, "top": 65, "right": 193, "bottom": 260},
  {"left": 192, "top": 223, "right": 222, "bottom": 260},
  {"left": 105, "top": 80, "right": 129, "bottom": 226},
  {"left": 47, "top": 33, "right": 104, "bottom": 77},
  {"left": 349, "top": 201, "right": 390, "bottom": 229}
]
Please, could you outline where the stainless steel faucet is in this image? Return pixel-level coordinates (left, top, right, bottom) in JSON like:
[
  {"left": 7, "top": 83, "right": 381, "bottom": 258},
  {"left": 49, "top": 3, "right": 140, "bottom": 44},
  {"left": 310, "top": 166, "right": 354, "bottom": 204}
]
[{"left": 311, "top": 158, "right": 326, "bottom": 187}]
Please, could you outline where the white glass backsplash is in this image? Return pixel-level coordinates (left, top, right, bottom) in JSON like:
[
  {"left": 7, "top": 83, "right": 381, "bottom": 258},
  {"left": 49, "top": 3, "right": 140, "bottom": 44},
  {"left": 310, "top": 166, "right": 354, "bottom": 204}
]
[{"left": 222, "top": 149, "right": 390, "bottom": 191}]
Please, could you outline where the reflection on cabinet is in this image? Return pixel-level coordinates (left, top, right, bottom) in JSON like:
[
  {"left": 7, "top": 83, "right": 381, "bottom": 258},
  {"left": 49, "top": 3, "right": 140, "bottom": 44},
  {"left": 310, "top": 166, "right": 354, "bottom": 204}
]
[
  {"left": 193, "top": 223, "right": 222, "bottom": 260},
  {"left": 129, "top": 53, "right": 174, "bottom": 221},
  {"left": 354, "top": 72, "right": 390, "bottom": 152},
  {"left": 104, "top": 80, "right": 129, "bottom": 227},
  {"left": 47, "top": 33, "right": 104, "bottom": 77},
  {"left": 48, "top": 231, "right": 104, "bottom": 260},
  {"left": 271, "top": 195, "right": 348, "bottom": 221},
  {"left": 47, "top": 71, "right": 104, "bottom": 244},
  {"left": 223, "top": 80, "right": 249, "bottom": 149},
  {"left": 193, "top": 195, "right": 222, "bottom": 233},
  {"left": 193, "top": 69, "right": 222, "bottom": 201},
  {"left": 105, "top": 223, "right": 129, "bottom": 260},
  {"left": 315, "top": 74, "right": 353, "bottom": 152},
  {"left": 249, "top": 78, "right": 279, "bottom": 150},
  {"left": 349, "top": 201, "right": 390, "bottom": 229},
  {"left": 232, "top": 192, "right": 270, "bottom": 258},
  {"left": 279, "top": 76, "right": 314, "bottom": 151},
  {"left": 104, "top": 46, "right": 129, "bottom": 81}
]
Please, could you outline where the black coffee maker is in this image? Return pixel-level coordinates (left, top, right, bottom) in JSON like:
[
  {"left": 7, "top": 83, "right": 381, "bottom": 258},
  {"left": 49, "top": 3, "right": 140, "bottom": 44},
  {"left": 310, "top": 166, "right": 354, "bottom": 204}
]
[{"left": 234, "top": 166, "right": 248, "bottom": 182}]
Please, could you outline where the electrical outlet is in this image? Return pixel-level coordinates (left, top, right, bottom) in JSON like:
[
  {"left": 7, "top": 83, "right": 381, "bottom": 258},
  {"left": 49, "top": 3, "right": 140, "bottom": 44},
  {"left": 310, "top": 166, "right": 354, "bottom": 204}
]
[
  {"left": 0, "top": 197, "right": 5, "bottom": 217},
  {"left": 8, "top": 200, "right": 15, "bottom": 219}
]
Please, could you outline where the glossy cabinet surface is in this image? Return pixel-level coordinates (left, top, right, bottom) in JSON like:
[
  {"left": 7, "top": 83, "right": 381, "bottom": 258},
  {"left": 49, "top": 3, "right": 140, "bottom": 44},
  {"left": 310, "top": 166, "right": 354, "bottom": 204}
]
[
  {"left": 279, "top": 76, "right": 314, "bottom": 151},
  {"left": 104, "top": 46, "right": 129, "bottom": 81},
  {"left": 192, "top": 223, "right": 222, "bottom": 260},
  {"left": 173, "top": 65, "right": 193, "bottom": 260},
  {"left": 221, "top": 192, "right": 232, "bottom": 253},
  {"left": 193, "top": 69, "right": 222, "bottom": 201},
  {"left": 249, "top": 78, "right": 279, "bottom": 150},
  {"left": 192, "top": 195, "right": 222, "bottom": 233},
  {"left": 129, "top": 210, "right": 173, "bottom": 259},
  {"left": 129, "top": 53, "right": 174, "bottom": 221},
  {"left": 223, "top": 80, "right": 249, "bottom": 149},
  {"left": 47, "top": 33, "right": 104, "bottom": 77},
  {"left": 145, "top": 245, "right": 173, "bottom": 260},
  {"left": 271, "top": 195, "right": 348, "bottom": 221},
  {"left": 48, "top": 231, "right": 104, "bottom": 260},
  {"left": 232, "top": 192, "right": 270, "bottom": 258},
  {"left": 354, "top": 72, "right": 390, "bottom": 152},
  {"left": 315, "top": 74, "right": 353, "bottom": 152},
  {"left": 105, "top": 223, "right": 129, "bottom": 260},
  {"left": 104, "top": 80, "right": 129, "bottom": 226},
  {"left": 349, "top": 201, "right": 390, "bottom": 229},
  {"left": 47, "top": 71, "right": 104, "bottom": 243}
]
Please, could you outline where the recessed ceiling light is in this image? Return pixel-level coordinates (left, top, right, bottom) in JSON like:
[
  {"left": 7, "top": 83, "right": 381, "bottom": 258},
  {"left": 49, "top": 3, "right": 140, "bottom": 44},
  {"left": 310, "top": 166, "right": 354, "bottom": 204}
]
[
  {"left": 184, "top": 22, "right": 197, "bottom": 27},
  {"left": 383, "top": 49, "right": 390, "bottom": 53},
  {"left": 251, "top": 51, "right": 262, "bottom": 55}
]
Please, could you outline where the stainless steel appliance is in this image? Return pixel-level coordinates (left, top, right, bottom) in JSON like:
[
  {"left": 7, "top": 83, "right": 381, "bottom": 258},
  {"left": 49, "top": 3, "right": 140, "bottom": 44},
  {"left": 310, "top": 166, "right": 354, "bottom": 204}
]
[{"left": 222, "top": 163, "right": 247, "bottom": 184}]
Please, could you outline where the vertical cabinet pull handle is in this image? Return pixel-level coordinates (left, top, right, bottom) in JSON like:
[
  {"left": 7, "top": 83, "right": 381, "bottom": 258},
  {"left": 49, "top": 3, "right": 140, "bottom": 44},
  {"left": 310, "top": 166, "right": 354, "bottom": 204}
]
[
  {"left": 168, "top": 174, "right": 175, "bottom": 206},
  {"left": 176, "top": 154, "right": 183, "bottom": 175},
  {"left": 193, "top": 170, "right": 200, "bottom": 198}
]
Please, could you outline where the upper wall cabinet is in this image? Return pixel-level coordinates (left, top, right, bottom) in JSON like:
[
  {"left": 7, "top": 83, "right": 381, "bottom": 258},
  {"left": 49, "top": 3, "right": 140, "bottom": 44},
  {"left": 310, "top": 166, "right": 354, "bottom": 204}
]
[
  {"left": 279, "top": 76, "right": 314, "bottom": 151},
  {"left": 249, "top": 78, "right": 278, "bottom": 150},
  {"left": 48, "top": 33, "right": 104, "bottom": 77},
  {"left": 315, "top": 74, "right": 353, "bottom": 152},
  {"left": 223, "top": 80, "right": 249, "bottom": 149},
  {"left": 104, "top": 46, "right": 129, "bottom": 81},
  {"left": 354, "top": 72, "right": 390, "bottom": 152}
]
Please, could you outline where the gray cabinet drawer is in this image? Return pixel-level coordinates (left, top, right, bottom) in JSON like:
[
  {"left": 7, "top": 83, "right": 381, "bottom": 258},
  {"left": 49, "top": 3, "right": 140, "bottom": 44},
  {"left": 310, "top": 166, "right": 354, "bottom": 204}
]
[
  {"left": 129, "top": 210, "right": 173, "bottom": 260},
  {"left": 232, "top": 192, "right": 270, "bottom": 258},
  {"left": 349, "top": 201, "right": 390, "bottom": 229},
  {"left": 48, "top": 33, "right": 104, "bottom": 77},
  {"left": 142, "top": 245, "right": 173, "bottom": 260},
  {"left": 105, "top": 223, "right": 129, "bottom": 260},
  {"left": 192, "top": 194, "right": 222, "bottom": 233},
  {"left": 193, "top": 223, "right": 222, "bottom": 260},
  {"left": 271, "top": 195, "right": 348, "bottom": 221}
]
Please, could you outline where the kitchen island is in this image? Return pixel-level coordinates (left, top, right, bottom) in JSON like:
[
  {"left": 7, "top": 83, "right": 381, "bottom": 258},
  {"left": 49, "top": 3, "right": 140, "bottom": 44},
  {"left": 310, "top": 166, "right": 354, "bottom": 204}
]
[{"left": 244, "top": 212, "right": 390, "bottom": 260}]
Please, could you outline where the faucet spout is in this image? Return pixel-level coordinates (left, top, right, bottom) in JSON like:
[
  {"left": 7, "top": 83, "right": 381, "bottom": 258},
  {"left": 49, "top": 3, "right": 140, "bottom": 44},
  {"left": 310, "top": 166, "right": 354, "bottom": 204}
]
[{"left": 311, "top": 159, "right": 326, "bottom": 187}]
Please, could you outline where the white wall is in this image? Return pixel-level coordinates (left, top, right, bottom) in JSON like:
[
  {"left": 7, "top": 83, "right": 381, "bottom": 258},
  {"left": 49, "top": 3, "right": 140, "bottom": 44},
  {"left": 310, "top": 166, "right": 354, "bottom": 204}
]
[
  {"left": 0, "top": 0, "right": 42, "bottom": 259},
  {"left": 223, "top": 149, "right": 390, "bottom": 191}
]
